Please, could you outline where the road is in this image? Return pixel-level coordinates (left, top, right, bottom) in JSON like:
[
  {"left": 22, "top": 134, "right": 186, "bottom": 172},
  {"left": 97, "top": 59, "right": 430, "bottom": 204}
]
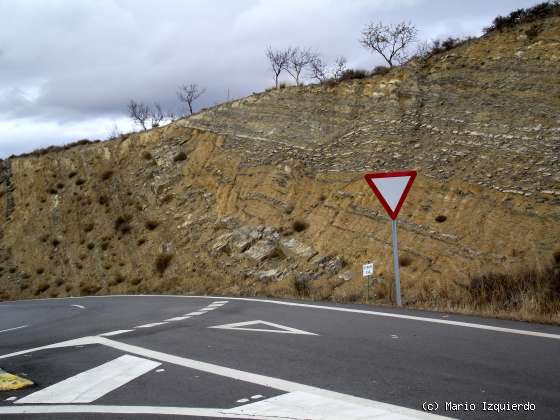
[{"left": 0, "top": 295, "right": 559, "bottom": 419}]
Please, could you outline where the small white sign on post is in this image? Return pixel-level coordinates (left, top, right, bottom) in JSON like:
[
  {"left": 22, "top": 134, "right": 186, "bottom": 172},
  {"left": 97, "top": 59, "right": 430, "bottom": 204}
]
[{"left": 362, "top": 263, "right": 374, "bottom": 277}]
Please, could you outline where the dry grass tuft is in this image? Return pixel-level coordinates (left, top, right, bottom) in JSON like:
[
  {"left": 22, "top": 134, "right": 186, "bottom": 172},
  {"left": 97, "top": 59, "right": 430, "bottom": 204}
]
[
  {"left": 155, "top": 252, "right": 174, "bottom": 275},
  {"left": 79, "top": 282, "right": 101, "bottom": 296},
  {"left": 115, "top": 215, "right": 133, "bottom": 234},
  {"left": 35, "top": 281, "right": 50, "bottom": 295},
  {"left": 173, "top": 151, "right": 187, "bottom": 162},
  {"left": 292, "top": 220, "right": 308, "bottom": 232},
  {"left": 399, "top": 255, "right": 413, "bottom": 267},
  {"left": 145, "top": 220, "right": 159, "bottom": 231}
]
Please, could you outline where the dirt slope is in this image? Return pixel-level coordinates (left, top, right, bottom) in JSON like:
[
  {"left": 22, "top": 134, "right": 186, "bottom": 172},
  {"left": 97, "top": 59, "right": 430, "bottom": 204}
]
[{"left": 1, "top": 13, "right": 559, "bottom": 322}]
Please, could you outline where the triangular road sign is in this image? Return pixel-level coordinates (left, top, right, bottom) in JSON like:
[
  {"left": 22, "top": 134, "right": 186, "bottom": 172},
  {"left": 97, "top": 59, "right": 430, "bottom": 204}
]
[
  {"left": 209, "top": 320, "right": 318, "bottom": 336},
  {"left": 364, "top": 170, "right": 417, "bottom": 220}
]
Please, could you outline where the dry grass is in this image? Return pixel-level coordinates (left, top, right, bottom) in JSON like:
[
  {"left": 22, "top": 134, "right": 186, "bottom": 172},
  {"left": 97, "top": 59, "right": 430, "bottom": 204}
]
[
  {"left": 145, "top": 220, "right": 159, "bottom": 231},
  {"left": 79, "top": 282, "right": 101, "bottom": 296},
  {"left": 463, "top": 258, "right": 560, "bottom": 319},
  {"left": 155, "top": 252, "right": 174, "bottom": 275},
  {"left": 35, "top": 281, "right": 50, "bottom": 295},
  {"left": 292, "top": 220, "right": 308, "bottom": 232},
  {"left": 115, "top": 215, "right": 132, "bottom": 234},
  {"left": 173, "top": 151, "right": 187, "bottom": 162}
]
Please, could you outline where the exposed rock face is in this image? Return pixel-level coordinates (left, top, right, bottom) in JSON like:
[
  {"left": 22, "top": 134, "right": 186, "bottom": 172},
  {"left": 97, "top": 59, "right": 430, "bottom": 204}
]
[
  {"left": 0, "top": 15, "right": 559, "bottom": 322},
  {"left": 182, "top": 20, "right": 560, "bottom": 201}
]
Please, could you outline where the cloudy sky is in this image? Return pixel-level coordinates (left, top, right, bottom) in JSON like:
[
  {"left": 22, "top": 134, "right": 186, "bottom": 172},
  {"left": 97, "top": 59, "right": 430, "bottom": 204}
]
[{"left": 0, "top": 0, "right": 542, "bottom": 157}]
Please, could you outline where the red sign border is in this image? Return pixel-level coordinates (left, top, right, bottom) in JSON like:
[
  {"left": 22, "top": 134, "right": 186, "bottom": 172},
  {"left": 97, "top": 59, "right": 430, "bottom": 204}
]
[{"left": 364, "top": 170, "right": 417, "bottom": 220}]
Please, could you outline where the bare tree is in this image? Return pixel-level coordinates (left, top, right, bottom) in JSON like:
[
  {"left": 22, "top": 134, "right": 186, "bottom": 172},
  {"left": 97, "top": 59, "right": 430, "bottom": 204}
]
[
  {"left": 284, "top": 47, "right": 313, "bottom": 86},
  {"left": 150, "top": 102, "right": 165, "bottom": 128},
  {"left": 177, "top": 83, "right": 206, "bottom": 115},
  {"left": 128, "top": 100, "right": 150, "bottom": 131},
  {"left": 308, "top": 53, "right": 327, "bottom": 83},
  {"left": 308, "top": 55, "right": 347, "bottom": 83},
  {"left": 265, "top": 46, "right": 290, "bottom": 88},
  {"left": 360, "top": 21, "right": 417, "bottom": 67},
  {"left": 332, "top": 56, "right": 347, "bottom": 79}
]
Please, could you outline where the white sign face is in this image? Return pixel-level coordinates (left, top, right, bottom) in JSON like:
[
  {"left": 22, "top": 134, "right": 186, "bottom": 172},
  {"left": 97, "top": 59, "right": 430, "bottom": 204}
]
[
  {"left": 362, "top": 263, "right": 374, "bottom": 277},
  {"left": 371, "top": 176, "right": 411, "bottom": 211}
]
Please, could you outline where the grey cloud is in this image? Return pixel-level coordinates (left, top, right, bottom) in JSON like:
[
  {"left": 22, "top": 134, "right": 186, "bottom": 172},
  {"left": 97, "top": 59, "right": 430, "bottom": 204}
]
[{"left": 0, "top": 0, "right": 543, "bottom": 157}]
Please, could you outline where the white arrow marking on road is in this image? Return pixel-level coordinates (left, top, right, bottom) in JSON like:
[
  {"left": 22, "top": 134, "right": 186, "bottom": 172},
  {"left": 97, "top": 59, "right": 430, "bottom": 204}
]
[
  {"left": 71, "top": 304, "right": 85, "bottom": 309},
  {"left": 0, "top": 325, "right": 28, "bottom": 334},
  {"left": 15, "top": 355, "right": 160, "bottom": 404},
  {"left": 209, "top": 320, "right": 318, "bottom": 336}
]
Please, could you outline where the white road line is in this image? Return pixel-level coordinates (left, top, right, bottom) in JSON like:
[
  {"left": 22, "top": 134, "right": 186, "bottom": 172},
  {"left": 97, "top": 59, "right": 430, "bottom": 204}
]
[
  {"left": 251, "top": 395, "right": 264, "bottom": 400},
  {"left": 0, "top": 405, "right": 269, "bottom": 419},
  {"left": 226, "top": 391, "right": 427, "bottom": 419},
  {"left": 212, "top": 301, "right": 229, "bottom": 304},
  {"left": 236, "top": 398, "right": 249, "bottom": 403},
  {"left": 0, "top": 325, "right": 28, "bottom": 334},
  {"left": 165, "top": 316, "right": 191, "bottom": 322},
  {"left": 98, "top": 330, "right": 133, "bottom": 337},
  {"left": 200, "top": 308, "right": 216, "bottom": 311},
  {"left": 135, "top": 322, "right": 167, "bottom": 328},
  {"left": 0, "top": 336, "right": 450, "bottom": 419},
  {"left": 71, "top": 304, "right": 85, "bottom": 309},
  {"left": 163, "top": 295, "right": 560, "bottom": 340},
  {"left": 209, "top": 320, "right": 318, "bottom": 336},
  {"left": 7, "top": 294, "right": 560, "bottom": 340},
  {"left": 0, "top": 337, "right": 92, "bottom": 360},
  {"left": 185, "top": 312, "right": 204, "bottom": 316},
  {"left": 94, "top": 336, "right": 449, "bottom": 419},
  {"left": 15, "top": 355, "right": 160, "bottom": 404}
]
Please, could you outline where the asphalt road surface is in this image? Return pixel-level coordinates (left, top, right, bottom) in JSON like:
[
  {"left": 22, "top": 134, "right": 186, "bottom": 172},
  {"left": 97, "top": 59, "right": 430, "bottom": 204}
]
[{"left": 1, "top": 295, "right": 559, "bottom": 420}]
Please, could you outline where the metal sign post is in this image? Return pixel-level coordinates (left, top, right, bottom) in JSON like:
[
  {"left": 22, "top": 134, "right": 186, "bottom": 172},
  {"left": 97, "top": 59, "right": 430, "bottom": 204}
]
[
  {"left": 391, "top": 219, "right": 402, "bottom": 306},
  {"left": 364, "top": 170, "right": 416, "bottom": 308},
  {"left": 362, "top": 263, "right": 374, "bottom": 303}
]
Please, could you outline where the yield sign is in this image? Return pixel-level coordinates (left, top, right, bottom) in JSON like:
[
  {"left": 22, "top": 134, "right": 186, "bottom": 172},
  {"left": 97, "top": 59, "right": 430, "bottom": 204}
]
[{"left": 364, "top": 170, "right": 417, "bottom": 220}]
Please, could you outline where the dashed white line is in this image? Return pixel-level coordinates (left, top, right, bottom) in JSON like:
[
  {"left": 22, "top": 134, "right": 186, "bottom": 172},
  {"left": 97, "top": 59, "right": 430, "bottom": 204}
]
[
  {"left": 135, "top": 322, "right": 167, "bottom": 329},
  {"left": 236, "top": 398, "right": 249, "bottom": 403},
  {"left": 200, "top": 308, "right": 216, "bottom": 311},
  {"left": 99, "top": 330, "right": 134, "bottom": 337},
  {"left": 185, "top": 312, "right": 204, "bottom": 316},
  {"left": 71, "top": 304, "right": 85, "bottom": 309},
  {"left": 251, "top": 395, "right": 264, "bottom": 400},
  {"left": 165, "top": 316, "right": 192, "bottom": 322},
  {"left": 0, "top": 325, "right": 28, "bottom": 334}
]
